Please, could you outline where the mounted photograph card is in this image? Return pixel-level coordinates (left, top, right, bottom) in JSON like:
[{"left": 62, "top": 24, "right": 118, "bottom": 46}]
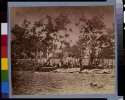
[
  {"left": 5, "top": 1, "right": 123, "bottom": 99},
  {"left": 10, "top": 6, "right": 115, "bottom": 95}
]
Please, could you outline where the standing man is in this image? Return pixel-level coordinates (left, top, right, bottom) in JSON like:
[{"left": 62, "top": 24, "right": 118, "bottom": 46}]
[
  {"left": 67, "top": 55, "right": 70, "bottom": 68},
  {"left": 79, "top": 56, "right": 83, "bottom": 73}
]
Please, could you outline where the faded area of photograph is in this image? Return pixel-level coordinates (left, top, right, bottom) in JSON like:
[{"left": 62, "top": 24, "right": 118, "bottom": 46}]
[{"left": 11, "top": 6, "right": 115, "bottom": 95}]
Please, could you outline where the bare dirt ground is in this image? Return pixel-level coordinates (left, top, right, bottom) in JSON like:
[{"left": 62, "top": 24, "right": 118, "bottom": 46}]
[{"left": 12, "top": 68, "right": 115, "bottom": 95}]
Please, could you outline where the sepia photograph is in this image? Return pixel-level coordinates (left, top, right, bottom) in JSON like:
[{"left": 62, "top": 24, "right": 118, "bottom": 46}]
[{"left": 11, "top": 6, "right": 115, "bottom": 95}]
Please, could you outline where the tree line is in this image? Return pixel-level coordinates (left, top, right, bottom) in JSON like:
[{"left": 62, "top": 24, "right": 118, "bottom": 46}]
[{"left": 11, "top": 13, "right": 115, "bottom": 61}]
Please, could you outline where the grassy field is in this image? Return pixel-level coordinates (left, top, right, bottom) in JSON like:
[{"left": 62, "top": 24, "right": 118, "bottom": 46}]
[{"left": 12, "top": 67, "right": 115, "bottom": 95}]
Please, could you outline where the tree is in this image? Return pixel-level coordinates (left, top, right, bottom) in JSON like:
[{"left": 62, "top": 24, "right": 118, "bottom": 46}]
[
  {"left": 54, "top": 13, "right": 72, "bottom": 51},
  {"left": 30, "top": 19, "right": 45, "bottom": 62},
  {"left": 64, "top": 33, "right": 69, "bottom": 52},
  {"left": 11, "top": 19, "right": 31, "bottom": 59},
  {"left": 43, "top": 14, "right": 72, "bottom": 62},
  {"left": 69, "top": 44, "right": 81, "bottom": 58},
  {"left": 97, "top": 23, "right": 115, "bottom": 60},
  {"left": 76, "top": 13, "right": 106, "bottom": 65},
  {"left": 45, "top": 15, "right": 55, "bottom": 52},
  {"left": 59, "top": 35, "right": 64, "bottom": 50}
]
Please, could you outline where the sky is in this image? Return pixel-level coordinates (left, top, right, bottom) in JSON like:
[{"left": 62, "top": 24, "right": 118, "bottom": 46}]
[{"left": 11, "top": 6, "right": 114, "bottom": 47}]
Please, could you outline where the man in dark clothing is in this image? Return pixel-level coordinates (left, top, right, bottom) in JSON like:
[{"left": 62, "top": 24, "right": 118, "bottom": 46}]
[{"left": 79, "top": 56, "right": 83, "bottom": 73}]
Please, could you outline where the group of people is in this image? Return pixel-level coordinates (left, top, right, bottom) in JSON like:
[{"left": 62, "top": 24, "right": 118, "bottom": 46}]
[
  {"left": 45, "top": 55, "right": 84, "bottom": 70},
  {"left": 63, "top": 55, "right": 83, "bottom": 68}
]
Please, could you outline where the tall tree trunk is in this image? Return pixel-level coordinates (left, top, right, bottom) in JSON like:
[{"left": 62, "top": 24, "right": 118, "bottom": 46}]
[
  {"left": 52, "top": 34, "right": 55, "bottom": 51},
  {"left": 23, "top": 45, "right": 26, "bottom": 62},
  {"left": 13, "top": 45, "right": 16, "bottom": 58},
  {"left": 53, "top": 33, "right": 58, "bottom": 50},
  {"left": 55, "top": 34, "right": 58, "bottom": 50},
  {"left": 46, "top": 46, "right": 48, "bottom": 59},
  {"left": 61, "top": 42, "right": 63, "bottom": 59},
  {"left": 65, "top": 37, "right": 66, "bottom": 52},
  {"left": 36, "top": 42, "right": 39, "bottom": 65},
  {"left": 52, "top": 38, "right": 55, "bottom": 65}
]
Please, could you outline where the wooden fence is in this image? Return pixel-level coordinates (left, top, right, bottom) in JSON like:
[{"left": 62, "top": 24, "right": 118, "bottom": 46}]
[{"left": 13, "top": 58, "right": 115, "bottom": 66}]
